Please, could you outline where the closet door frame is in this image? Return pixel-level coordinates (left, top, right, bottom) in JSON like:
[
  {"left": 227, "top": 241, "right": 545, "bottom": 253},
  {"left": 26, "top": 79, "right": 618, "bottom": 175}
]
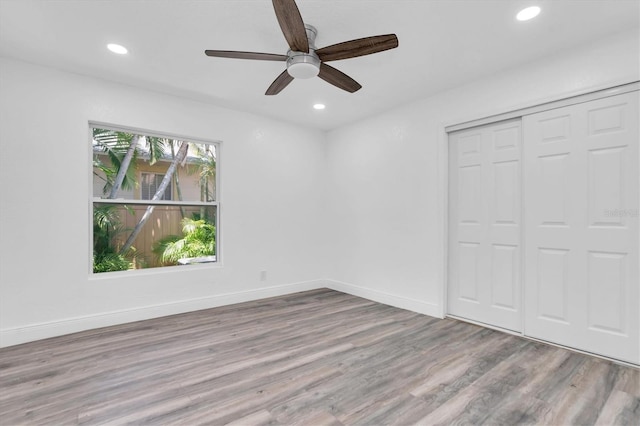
[{"left": 443, "top": 81, "right": 640, "bottom": 365}]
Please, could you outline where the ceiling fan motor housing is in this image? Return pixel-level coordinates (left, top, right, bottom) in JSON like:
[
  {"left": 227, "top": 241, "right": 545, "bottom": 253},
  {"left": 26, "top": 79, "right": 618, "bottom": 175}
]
[{"left": 286, "top": 24, "right": 320, "bottom": 79}]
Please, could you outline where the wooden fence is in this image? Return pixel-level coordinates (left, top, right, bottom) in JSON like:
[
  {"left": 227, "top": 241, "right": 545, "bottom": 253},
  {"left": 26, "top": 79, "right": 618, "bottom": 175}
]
[{"left": 107, "top": 204, "right": 212, "bottom": 268}]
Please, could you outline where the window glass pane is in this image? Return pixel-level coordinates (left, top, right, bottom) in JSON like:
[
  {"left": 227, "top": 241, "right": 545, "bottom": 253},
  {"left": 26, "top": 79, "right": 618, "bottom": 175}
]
[
  {"left": 93, "top": 203, "right": 217, "bottom": 273},
  {"left": 92, "top": 128, "right": 216, "bottom": 201}
]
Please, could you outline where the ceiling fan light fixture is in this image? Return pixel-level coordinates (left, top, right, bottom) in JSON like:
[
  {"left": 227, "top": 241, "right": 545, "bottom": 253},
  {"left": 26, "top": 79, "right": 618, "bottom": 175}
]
[
  {"left": 286, "top": 52, "right": 320, "bottom": 79},
  {"left": 288, "top": 62, "right": 319, "bottom": 79}
]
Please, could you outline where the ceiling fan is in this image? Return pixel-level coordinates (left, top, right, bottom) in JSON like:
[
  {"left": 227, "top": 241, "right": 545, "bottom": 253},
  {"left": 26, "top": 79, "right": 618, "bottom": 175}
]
[{"left": 204, "top": 0, "right": 399, "bottom": 95}]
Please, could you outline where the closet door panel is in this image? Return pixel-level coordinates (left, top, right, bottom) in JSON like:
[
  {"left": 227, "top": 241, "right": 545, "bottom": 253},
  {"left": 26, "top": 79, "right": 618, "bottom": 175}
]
[
  {"left": 523, "top": 91, "right": 639, "bottom": 364},
  {"left": 449, "top": 119, "right": 522, "bottom": 332}
]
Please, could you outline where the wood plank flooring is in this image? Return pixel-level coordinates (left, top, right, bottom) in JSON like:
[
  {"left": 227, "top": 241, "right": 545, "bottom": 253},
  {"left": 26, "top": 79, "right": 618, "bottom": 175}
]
[{"left": 0, "top": 288, "right": 638, "bottom": 425}]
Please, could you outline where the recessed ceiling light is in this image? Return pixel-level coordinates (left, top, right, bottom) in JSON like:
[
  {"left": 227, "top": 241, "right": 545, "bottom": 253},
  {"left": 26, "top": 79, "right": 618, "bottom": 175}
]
[
  {"left": 107, "top": 43, "right": 128, "bottom": 55},
  {"left": 313, "top": 103, "right": 326, "bottom": 110},
  {"left": 516, "top": 6, "right": 541, "bottom": 21}
]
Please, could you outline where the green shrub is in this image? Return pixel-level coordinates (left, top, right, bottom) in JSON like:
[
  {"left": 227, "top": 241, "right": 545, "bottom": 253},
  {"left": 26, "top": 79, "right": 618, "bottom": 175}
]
[
  {"left": 153, "top": 218, "right": 216, "bottom": 264},
  {"left": 93, "top": 252, "right": 133, "bottom": 273}
]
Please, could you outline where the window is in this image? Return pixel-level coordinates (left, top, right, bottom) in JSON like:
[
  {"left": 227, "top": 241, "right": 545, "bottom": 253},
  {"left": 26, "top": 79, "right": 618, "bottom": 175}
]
[
  {"left": 141, "top": 173, "right": 172, "bottom": 200},
  {"left": 91, "top": 125, "right": 219, "bottom": 274}
]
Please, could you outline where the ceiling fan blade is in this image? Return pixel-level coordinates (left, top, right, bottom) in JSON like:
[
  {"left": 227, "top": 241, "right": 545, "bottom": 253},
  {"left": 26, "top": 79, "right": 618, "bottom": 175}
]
[
  {"left": 316, "top": 34, "right": 398, "bottom": 62},
  {"left": 318, "top": 63, "right": 362, "bottom": 93},
  {"left": 265, "top": 70, "right": 294, "bottom": 95},
  {"left": 205, "top": 50, "right": 288, "bottom": 61},
  {"left": 272, "top": 0, "right": 309, "bottom": 53}
]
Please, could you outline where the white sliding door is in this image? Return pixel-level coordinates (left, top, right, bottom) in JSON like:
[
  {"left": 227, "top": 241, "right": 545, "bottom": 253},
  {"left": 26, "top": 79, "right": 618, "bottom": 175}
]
[
  {"left": 448, "top": 119, "right": 522, "bottom": 332},
  {"left": 523, "top": 91, "right": 639, "bottom": 364}
]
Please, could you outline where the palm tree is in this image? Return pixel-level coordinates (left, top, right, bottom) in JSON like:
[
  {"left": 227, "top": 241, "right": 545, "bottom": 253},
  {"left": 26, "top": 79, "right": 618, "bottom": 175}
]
[
  {"left": 170, "top": 140, "right": 187, "bottom": 218},
  {"left": 189, "top": 144, "right": 216, "bottom": 221},
  {"left": 108, "top": 134, "right": 140, "bottom": 198},
  {"left": 197, "top": 144, "right": 217, "bottom": 202},
  {"left": 93, "top": 129, "right": 167, "bottom": 198},
  {"left": 119, "top": 141, "right": 189, "bottom": 254},
  {"left": 93, "top": 129, "right": 138, "bottom": 196}
]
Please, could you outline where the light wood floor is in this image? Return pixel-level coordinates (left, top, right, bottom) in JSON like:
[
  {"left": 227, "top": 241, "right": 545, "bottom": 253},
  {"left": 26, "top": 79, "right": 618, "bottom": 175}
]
[{"left": 0, "top": 289, "right": 638, "bottom": 425}]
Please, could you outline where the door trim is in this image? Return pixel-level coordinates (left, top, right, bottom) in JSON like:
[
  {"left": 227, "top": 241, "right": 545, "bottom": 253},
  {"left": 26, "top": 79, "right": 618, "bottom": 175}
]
[{"left": 446, "top": 81, "right": 639, "bottom": 133}]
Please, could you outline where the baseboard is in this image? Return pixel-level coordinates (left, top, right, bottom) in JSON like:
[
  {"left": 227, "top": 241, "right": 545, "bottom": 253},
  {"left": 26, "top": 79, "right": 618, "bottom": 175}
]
[
  {"left": 1, "top": 279, "right": 443, "bottom": 348},
  {"left": 324, "top": 279, "right": 443, "bottom": 319},
  {"left": 0, "top": 279, "right": 325, "bottom": 348}
]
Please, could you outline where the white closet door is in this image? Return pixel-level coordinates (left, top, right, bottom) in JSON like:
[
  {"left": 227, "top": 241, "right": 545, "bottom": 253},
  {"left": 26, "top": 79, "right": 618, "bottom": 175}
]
[
  {"left": 523, "top": 91, "right": 639, "bottom": 364},
  {"left": 448, "top": 119, "right": 522, "bottom": 332}
]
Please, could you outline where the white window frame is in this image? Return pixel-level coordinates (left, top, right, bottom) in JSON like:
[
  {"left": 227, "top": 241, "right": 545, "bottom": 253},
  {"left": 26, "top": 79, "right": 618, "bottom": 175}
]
[{"left": 88, "top": 122, "right": 222, "bottom": 276}]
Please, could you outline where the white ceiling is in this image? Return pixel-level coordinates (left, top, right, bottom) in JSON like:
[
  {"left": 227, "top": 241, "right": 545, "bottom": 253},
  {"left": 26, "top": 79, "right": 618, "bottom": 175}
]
[{"left": 0, "top": 0, "right": 638, "bottom": 130}]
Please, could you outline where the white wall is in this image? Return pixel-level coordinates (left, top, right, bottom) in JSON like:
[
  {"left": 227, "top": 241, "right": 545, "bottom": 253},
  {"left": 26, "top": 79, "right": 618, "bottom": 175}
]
[
  {"left": 0, "top": 57, "right": 327, "bottom": 346},
  {"left": 324, "top": 29, "right": 640, "bottom": 317},
  {"left": 2, "top": 28, "right": 638, "bottom": 347}
]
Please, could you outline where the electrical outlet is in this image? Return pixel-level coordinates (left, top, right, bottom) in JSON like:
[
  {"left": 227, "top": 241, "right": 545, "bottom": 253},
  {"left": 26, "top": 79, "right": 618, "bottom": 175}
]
[{"left": 260, "top": 270, "right": 267, "bottom": 281}]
